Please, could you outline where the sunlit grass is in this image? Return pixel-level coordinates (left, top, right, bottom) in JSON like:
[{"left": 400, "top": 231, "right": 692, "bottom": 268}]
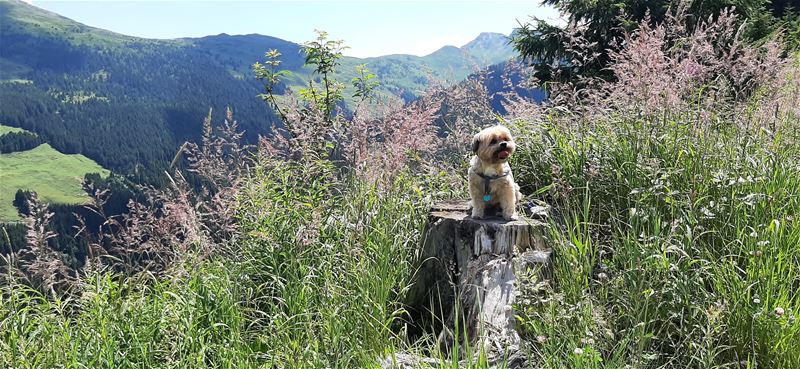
[
  {"left": 2, "top": 113, "right": 799, "bottom": 368},
  {"left": 512, "top": 113, "right": 800, "bottom": 368},
  {"left": 0, "top": 143, "right": 109, "bottom": 221}
]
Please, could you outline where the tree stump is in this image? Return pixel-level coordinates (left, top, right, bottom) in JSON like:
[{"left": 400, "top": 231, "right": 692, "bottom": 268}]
[{"left": 390, "top": 200, "right": 551, "bottom": 368}]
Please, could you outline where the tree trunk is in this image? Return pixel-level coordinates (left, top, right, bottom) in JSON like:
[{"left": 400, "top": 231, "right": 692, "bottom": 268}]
[{"left": 390, "top": 200, "right": 551, "bottom": 368}]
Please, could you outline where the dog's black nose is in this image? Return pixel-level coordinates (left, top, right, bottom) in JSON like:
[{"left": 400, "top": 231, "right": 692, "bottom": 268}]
[{"left": 500, "top": 141, "right": 508, "bottom": 148}]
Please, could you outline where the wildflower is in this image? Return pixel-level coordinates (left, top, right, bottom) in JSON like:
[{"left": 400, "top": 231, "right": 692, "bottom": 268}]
[
  {"left": 753, "top": 298, "right": 761, "bottom": 304},
  {"left": 573, "top": 347, "right": 584, "bottom": 356},
  {"left": 774, "top": 307, "right": 785, "bottom": 317},
  {"left": 536, "top": 335, "right": 547, "bottom": 344}
]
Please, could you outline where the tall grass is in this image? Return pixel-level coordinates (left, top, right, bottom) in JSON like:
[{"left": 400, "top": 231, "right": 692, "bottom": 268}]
[
  {"left": 234, "top": 162, "right": 433, "bottom": 367},
  {"left": 1, "top": 263, "right": 255, "bottom": 368},
  {"left": 509, "top": 11, "right": 800, "bottom": 366},
  {"left": 0, "top": 163, "right": 445, "bottom": 368},
  {"left": 513, "top": 111, "right": 800, "bottom": 368}
]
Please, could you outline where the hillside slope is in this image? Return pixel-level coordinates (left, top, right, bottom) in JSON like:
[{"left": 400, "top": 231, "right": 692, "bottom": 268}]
[
  {"left": 0, "top": 0, "right": 275, "bottom": 181},
  {"left": 0, "top": 142, "right": 109, "bottom": 221}
]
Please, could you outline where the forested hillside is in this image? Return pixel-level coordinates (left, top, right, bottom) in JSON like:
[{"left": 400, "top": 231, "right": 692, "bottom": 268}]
[
  {"left": 0, "top": 0, "right": 515, "bottom": 183},
  {"left": 0, "top": 1, "right": 275, "bottom": 181}
]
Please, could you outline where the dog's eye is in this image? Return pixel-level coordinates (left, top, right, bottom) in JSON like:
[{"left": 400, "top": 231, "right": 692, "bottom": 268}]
[{"left": 490, "top": 139, "right": 497, "bottom": 145}]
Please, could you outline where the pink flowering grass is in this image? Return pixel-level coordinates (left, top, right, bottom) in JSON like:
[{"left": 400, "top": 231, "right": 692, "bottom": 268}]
[{"left": 511, "top": 7, "right": 800, "bottom": 369}]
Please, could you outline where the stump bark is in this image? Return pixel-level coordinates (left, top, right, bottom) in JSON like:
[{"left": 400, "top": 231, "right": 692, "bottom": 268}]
[{"left": 391, "top": 200, "right": 551, "bottom": 368}]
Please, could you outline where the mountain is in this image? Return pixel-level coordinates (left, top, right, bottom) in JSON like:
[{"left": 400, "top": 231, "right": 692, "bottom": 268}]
[
  {"left": 0, "top": 0, "right": 517, "bottom": 182},
  {"left": 189, "top": 32, "right": 517, "bottom": 103},
  {"left": 0, "top": 0, "right": 275, "bottom": 182},
  {"left": 343, "top": 33, "right": 515, "bottom": 99},
  {"left": 461, "top": 32, "right": 515, "bottom": 64}
]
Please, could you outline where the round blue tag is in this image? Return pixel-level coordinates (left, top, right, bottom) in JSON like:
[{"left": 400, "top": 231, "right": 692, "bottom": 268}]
[{"left": 483, "top": 194, "right": 492, "bottom": 202}]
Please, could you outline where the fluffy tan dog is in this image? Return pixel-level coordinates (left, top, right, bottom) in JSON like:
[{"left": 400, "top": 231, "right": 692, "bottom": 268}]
[{"left": 468, "top": 125, "right": 522, "bottom": 220}]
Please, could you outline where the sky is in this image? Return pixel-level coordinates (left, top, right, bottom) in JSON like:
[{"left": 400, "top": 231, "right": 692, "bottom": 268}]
[{"left": 29, "top": 0, "right": 560, "bottom": 58}]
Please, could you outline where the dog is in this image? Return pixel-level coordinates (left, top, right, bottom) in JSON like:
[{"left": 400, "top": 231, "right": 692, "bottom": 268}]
[{"left": 468, "top": 125, "right": 522, "bottom": 220}]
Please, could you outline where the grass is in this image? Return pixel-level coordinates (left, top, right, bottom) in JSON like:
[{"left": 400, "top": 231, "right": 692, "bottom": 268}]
[
  {"left": 0, "top": 28, "right": 797, "bottom": 368},
  {"left": 0, "top": 123, "right": 26, "bottom": 136},
  {"left": 0, "top": 143, "right": 108, "bottom": 221},
  {"left": 2, "top": 108, "right": 799, "bottom": 368},
  {"left": 234, "top": 163, "right": 434, "bottom": 367},
  {"left": 2, "top": 113, "right": 798, "bottom": 367},
  {"left": 0, "top": 161, "right": 443, "bottom": 368},
  {"left": 511, "top": 114, "right": 800, "bottom": 367},
  {"left": 0, "top": 0, "right": 183, "bottom": 50},
  {"left": 0, "top": 263, "right": 255, "bottom": 368}
]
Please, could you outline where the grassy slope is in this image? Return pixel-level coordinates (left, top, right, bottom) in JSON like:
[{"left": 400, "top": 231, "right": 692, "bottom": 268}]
[
  {"left": 508, "top": 57, "right": 800, "bottom": 367},
  {"left": 0, "top": 143, "right": 108, "bottom": 221},
  {"left": 0, "top": 124, "right": 25, "bottom": 135},
  {"left": 0, "top": 0, "right": 176, "bottom": 50},
  {"left": 9, "top": 2, "right": 799, "bottom": 368}
]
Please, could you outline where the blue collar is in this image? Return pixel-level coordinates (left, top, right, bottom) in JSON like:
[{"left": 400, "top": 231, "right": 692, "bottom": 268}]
[{"left": 476, "top": 171, "right": 508, "bottom": 202}]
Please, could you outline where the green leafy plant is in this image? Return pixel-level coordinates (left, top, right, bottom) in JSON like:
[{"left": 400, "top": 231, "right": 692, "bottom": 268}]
[
  {"left": 253, "top": 49, "right": 292, "bottom": 123},
  {"left": 352, "top": 64, "right": 379, "bottom": 104}
]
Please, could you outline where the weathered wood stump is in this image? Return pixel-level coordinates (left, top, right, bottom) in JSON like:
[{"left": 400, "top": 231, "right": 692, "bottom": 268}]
[{"left": 387, "top": 200, "right": 551, "bottom": 368}]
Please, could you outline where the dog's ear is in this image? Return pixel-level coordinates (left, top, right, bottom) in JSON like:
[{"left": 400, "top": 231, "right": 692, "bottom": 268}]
[{"left": 471, "top": 136, "right": 481, "bottom": 153}]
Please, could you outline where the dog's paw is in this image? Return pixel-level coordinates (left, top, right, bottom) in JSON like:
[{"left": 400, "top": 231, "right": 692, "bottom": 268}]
[
  {"left": 471, "top": 210, "right": 484, "bottom": 219},
  {"left": 503, "top": 212, "right": 519, "bottom": 221}
]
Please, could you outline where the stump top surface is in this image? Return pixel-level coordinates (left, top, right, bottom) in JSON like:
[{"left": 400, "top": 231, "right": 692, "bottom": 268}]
[{"left": 430, "top": 199, "right": 546, "bottom": 227}]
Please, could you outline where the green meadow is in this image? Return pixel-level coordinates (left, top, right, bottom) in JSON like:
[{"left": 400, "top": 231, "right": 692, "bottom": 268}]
[
  {"left": 0, "top": 124, "right": 25, "bottom": 136},
  {"left": 0, "top": 142, "right": 108, "bottom": 221}
]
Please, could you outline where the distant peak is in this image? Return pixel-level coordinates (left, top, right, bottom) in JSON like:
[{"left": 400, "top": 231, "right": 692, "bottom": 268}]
[
  {"left": 478, "top": 32, "right": 508, "bottom": 39},
  {"left": 438, "top": 45, "right": 462, "bottom": 52},
  {"left": 462, "top": 32, "right": 509, "bottom": 48},
  {"left": 459, "top": 32, "right": 515, "bottom": 64}
]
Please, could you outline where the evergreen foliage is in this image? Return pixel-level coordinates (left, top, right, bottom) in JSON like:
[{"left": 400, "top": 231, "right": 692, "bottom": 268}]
[
  {"left": 512, "top": 0, "right": 800, "bottom": 82},
  {"left": 0, "top": 131, "right": 42, "bottom": 153}
]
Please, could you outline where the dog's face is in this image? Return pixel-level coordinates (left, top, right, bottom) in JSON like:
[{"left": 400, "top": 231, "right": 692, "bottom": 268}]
[{"left": 472, "top": 125, "right": 516, "bottom": 164}]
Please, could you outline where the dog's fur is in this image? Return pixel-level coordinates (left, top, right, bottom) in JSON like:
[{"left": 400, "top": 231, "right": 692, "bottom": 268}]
[{"left": 468, "top": 125, "right": 522, "bottom": 220}]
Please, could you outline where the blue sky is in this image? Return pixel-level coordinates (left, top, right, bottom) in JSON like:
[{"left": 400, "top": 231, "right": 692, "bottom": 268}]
[{"left": 30, "top": 1, "right": 559, "bottom": 57}]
